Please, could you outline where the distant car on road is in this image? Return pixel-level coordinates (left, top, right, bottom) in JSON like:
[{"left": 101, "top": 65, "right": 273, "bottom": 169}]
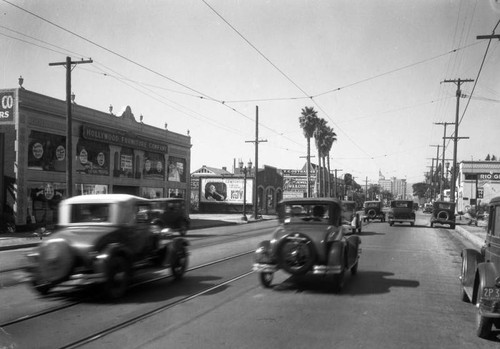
[
  {"left": 253, "top": 198, "right": 361, "bottom": 292},
  {"left": 148, "top": 198, "right": 190, "bottom": 236},
  {"left": 26, "top": 194, "right": 189, "bottom": 299},
  {"left": 423, "top": 203, "right": 433, "bottom": 213},
  {"left": 387, "top": 200, "right": 415, "bottom": 226},
  {"left": 430, "top": 201, "right": 456, "bottom": 229},
  {"left": 341, "top": 200, "right": 362, "bottom": 234},
  {"left": 460, "top": 195, "right": 500, "bottom": 338},
  {"left": 363, "top": 200, "right": 385, "bottom": 222}
]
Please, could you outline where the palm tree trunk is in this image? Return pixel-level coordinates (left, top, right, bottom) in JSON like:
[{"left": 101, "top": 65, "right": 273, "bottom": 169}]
[
  {"left": 327, "top": 155, "right": 331, "bottom": 197},
  {"left": 306, "top": 137, "right": 311, "bottom": 198},
  {"left": 317, "top": 148, "right": 321, "bottom": 197}
]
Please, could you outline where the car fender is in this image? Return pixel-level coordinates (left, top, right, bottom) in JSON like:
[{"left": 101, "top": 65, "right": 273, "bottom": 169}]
[
  {"left": 461, "top": 248, "right": 483, "bottom": 289},
  {"left": 255, "top": 240, "right": 274, "bottom": 264},
  {"left": 165, "top": 237, "right": 189, "bottom": 262},
  {"left": 94, "top": 243, "right": 133, "bottom": 274},
  {"left": 327, "top": 241, "right": 345, "bottom": 270},
  {"left": 474, "top": 262, "right": 499, "bottom": 303}
]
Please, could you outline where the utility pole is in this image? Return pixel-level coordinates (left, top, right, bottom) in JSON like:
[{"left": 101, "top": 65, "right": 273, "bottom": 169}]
[
  {"left": 299, "top": 154, "right": 315, "bottom": 198},
  {"left": 442, "top": 78, "right": 473, "bottom": 204},
  {"left": 365, "top": 177, "right": 368, "bottom": 200},
  {"left": 333, "top": 169, "right": 343, "bottom": 199},
  {"left": 246, "top": 106, "right": 267, "bottom": 219},
  {"left": 49, "top": 57, "right": 93, "bottom": 198},
  {"left": 430, "top": 145, "right": 440, "bottom": 201},
  {"left": 434, "top": 122, "right": 455, "bottom": 200}
]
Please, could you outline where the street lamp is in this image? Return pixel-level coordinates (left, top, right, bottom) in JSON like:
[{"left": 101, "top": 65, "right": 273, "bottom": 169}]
[{"left": 239, "top": 160, "right": 252, "bottom": 221}]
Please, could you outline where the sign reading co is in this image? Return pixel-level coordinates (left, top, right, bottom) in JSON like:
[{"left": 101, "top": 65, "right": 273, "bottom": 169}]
[{"left": 0, "top": 92, "right": 14, "bottom": 122}]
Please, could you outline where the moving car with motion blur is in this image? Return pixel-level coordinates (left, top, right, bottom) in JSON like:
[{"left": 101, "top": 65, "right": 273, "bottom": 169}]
[
  {"left": 460, "top": 196, "right": 500, "bottom": 339},
  {"left": 253, "top": 198, "right": 361, "bottom": 292},
  {"left": 26, "top": 194, "right": 189, "bottom": 299},
  {"left": 341, "top": 200, "right": 362, "bottom": 234},
  {"left": 148, "top": 198, "right": 190, "bottom": 236},
  {"left": 429, "top": 201, "right": 456, "bottom": 229},
  {"left": 363, "top": 200, "right": 385, "bottom": 222},
  {"left": 387, "top": 200, "right": 415, "bottom": 226}
]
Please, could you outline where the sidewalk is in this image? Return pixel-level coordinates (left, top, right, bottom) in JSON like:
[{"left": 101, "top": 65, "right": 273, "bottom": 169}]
[{"left": 0, "top": 214, "right": 278, "bottom": 252}]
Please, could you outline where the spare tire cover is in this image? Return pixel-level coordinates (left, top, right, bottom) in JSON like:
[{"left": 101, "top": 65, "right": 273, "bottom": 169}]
[
  {"left": 277, "top": 233, "right": 315, "bottom": 275},
  {"left": 437, "top": 211, "right": 449, "bottom": 220},
  {"left": 368, "top": 209, "right": 376, "bottom": 218},
  {"left": 38, "top": 238, "right": 73, "bottom": 282}
]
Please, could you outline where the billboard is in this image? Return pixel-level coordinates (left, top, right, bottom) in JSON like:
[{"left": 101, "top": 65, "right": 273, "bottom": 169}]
[{"left": 200, "top": 177, "right": 253, "bottom": 204}]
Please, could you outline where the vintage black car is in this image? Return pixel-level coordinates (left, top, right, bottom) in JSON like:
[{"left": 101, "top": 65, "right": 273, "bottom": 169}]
[
  {"left": 363, "top": 200, "right": 385, "bottom": 222},
  {"left": 26, "top": 194, "right": 189, "bottom": 299},
  {"left": 460, "top": 196, "right": 500, "bottom": 338},
  {"left": 341, "top": 200, "right": 362, "bottom": 234},
  {"left": 148, "top": 198, "right": 190, "bottom": 236},
  {"left": 429, "top": 201, "right": 456, "bottom": 229},
  {"left": 387, "top": 200, "right": 415, "bottom": 226},
  {"left": 253, "top": 198, "right": 361, "bottom": 292}
]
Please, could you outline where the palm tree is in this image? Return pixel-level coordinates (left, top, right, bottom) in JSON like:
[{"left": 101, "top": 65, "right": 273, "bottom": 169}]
[
  {"left": 314, "top": 118, "right": 328, "bottom": 197},
  {"left": 322, "top": 126, "right": 337, "bottom": 197},
  {"left": 299, "top": 107, "right": 318, "bottom": 197}
]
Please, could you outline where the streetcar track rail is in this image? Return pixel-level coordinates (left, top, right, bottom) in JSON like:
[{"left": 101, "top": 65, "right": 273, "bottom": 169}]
[{"left": 0, "top": 250, "right": 254, "bottom": 329}]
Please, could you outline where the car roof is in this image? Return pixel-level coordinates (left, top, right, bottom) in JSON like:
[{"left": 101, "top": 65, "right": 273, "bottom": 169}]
[
  {"left": 490, "top": 196, "right": 500, "bottom": 205},
  {"left": 149, "top": 198, "right": 183, "bottom": 202},
  {"left": 62, "top": 194, "right": 147, "bottom": 205}
]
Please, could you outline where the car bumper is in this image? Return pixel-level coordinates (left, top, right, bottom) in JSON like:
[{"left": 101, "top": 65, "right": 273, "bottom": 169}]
[
  {"left": 479, "top": 299, "right": 500, "bottom": 318},
  {"left": 388, "top": 218, "right": 414, "bottom": 222},
  {"left": 431, "top": 219, "right": 455, "bottom": 225},
  {"left": 253, "top": 263, "right": 343, "bottom": 275}
]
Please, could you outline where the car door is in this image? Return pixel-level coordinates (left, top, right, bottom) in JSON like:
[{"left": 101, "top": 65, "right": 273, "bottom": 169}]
[{"left": 485, "top": 204, "right": 500, "bottom": 266}]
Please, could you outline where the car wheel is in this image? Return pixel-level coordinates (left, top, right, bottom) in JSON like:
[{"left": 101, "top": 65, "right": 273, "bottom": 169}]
[
  {"left": 331, "top": 271, "right": 344, "bottom": 293},
  {"left": 368, "top": 209, "right": 376, "bottom": 219},
  {"left": 430, "top": 222, "right": 433, "bottom": 228},
  {"left": 476, "top": 310, "right": 493, "bottom": 339},
  {"left": 411, "top": 222, "right": 414, "bottom": 226},
  {"left": 450, "top": 224, "right": 456, "bottom": 229},
  {"left": 259, "top": 272, "right": 273, "bottom": 288},
  {"left": 104, "top": 256, "right": 131, "bottom": 299},
  {"left": 277, "top": 234, "right": 315, "bottom": 276},
  {"left": 437, "top": 210, "right": 449, "bottom": 221},
  {"left": 389, "top": 222, "right": 394, "bottom": 226},
  {"left": 350, "top": 261, "right": 358, "bottom": 276},
  {"left": 32, "top": 279, "right": 52, "bottom": 295},
  {"left": 171, "top": 247, "right": 188, "bottom": 280}
]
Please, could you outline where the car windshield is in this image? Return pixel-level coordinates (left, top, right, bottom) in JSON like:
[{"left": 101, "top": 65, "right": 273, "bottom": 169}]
[
  {"left": 70, "top": 203, "right": 111, "bottom": 223},
  {"left": 282, "top": 203, "right": 330, "bottom": 223},
  {"left": 435, "top": 202, "right": 453, "bottom": 210},
  {"left": 391, "top": 201, "right": 412, "bottom": 208}
]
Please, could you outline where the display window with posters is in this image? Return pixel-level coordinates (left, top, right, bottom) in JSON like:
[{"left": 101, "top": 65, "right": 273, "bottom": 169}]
[
  {"left": 143, "top": 152, "right": 165, "bottom": 180},
  {"left": 141, "top": 187, "right": 164, "bottom": 199},
  {"left": 27, "top": 130, "right": 66, "bottom": 172},
  {"left": 75, "top": 139, "right": 110, "bottom": 175},
  {"left": 118, "top": 147, "right": 134, "bottom": 178},
  {"left": 76, "top": 184, "right": 108, "bottom": 196},
  {"left": 167, "top": 157, "right": 186, "bottom": 182},
  {"left": 28, "top": 182, "right": 65, "bottom": 225}
]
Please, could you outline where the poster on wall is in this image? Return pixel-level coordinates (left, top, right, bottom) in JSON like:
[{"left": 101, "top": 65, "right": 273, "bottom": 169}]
[
  {"left": 200, "top": 177, "right": 253, "bottom": 204},
  {"left": 118, "top": 147, "right": 134, "bottom": 178},
  {"left": 167, "top": 157, "right": 186, "bottom": 182},
  {"left": 75, "top": 139, "right": 110, "bottom": 175},
  {"left": 27, "top": 130, "right": 66, "bottom": 171},
  {"left": 143, "top": 152, "right": 165, "bottom": 179}
]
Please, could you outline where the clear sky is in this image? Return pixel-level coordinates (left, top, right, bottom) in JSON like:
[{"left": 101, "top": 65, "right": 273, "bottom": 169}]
[{"left": 1, "top": 0, "right": 499, "bottom": 185}]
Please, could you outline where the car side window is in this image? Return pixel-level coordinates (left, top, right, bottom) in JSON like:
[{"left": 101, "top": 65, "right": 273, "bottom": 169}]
[{"left": 492, "top": 206, "right": 500, "bottom": 237}]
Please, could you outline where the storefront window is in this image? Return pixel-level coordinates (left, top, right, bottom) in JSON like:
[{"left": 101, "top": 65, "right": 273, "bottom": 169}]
[
  {"left": 27, "top": 131, "right": 66, "bottom": 172},
  {"left": 141, "top": 187, "right": 164, "bottom": 199},
  {"left": 168, "top": 157, "right": 186, "bottom": 182},
  {"left": 76, "top": 184, "right": 108, "bottom": 196}
]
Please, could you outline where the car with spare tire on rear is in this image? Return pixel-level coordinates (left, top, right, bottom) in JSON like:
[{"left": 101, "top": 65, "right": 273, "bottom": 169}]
[{"left": 253, "top": 198, "right": 361, "bottom": 292}]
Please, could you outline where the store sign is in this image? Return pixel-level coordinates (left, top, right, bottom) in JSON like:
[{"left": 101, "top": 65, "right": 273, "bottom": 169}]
[
  {"left": 0, "top": 92, "right": 14, "bottom": 122},
  {"left": 465, "top": 173, "right": 500, "bottom": 181}
]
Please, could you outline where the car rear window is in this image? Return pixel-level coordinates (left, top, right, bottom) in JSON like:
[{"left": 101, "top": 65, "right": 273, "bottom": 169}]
[
  {"left": 365, "top": 202, "right": 379, "bottom": 208},
  {"left": 391, "top": 201, "right": 412, "bottom": 208},
  {"left": 436, "top": 203, "right": 453, "bottom": 210},
  {"left": 70, "top": 203, "right": 111, "bottom": 223}
]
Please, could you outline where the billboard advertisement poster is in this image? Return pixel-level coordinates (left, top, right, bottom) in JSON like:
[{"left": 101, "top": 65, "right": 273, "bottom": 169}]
[{"left": 200, "top": 177, "right": 253, "bottom": 204}]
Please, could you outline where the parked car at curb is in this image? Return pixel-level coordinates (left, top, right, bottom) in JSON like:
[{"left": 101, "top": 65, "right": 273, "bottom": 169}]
[
  {"left": 430, "top": 201, "right": 456, "bottom": 229},
  {"left": 387, "top": 200, "right": 415, "bottom": 226},
  {"left": 460, "top": 195, "right": 500, "bottom": 339},
  {"left": 253, "top": 198, "right": 361, "bottom": 292},
  {"left": 148, "top": 198, "right": 190, "bottom": 236},
  {"left": 363, "top": 201, "right": 385, "bottom": 222},
  {"left": 341, "top": 200, "right": 362, "bottom": 234},
  {"left": 25, "top": 194, "right": 189, "bottom": 299}
]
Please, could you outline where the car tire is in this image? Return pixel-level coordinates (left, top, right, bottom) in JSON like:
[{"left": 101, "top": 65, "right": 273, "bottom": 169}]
[
  {"left": 259, "top": 272, "right": 273, "bottom": 288},
  {"left": 430, "top": 222, "right": 433, "bottom": 228},
  {"left": 389, "top": 222, "right": 394, "bottom": 226},
  {"left": 104, "top": 256, "right": 131, "bottom": 299},
  {"left": 368, "top": 209, "right": 376, "bottom": 219},
  {"left": 350, "top": 261, "right": 358, "bottom": 276},
  {"left": 331, "top": 271, "right": 344, "bottom": 293},
  {"left": 437, "top": 210, "right": 449, "bottom": 221},
  {"left": 171, "top": 246, "right": 188, "bottom": 280},
  {"left": 476, "top": 310, "right": 493, "bottom": 339},
  {"left": 450, "top": 224, "right": 456, "bottom": 229},
  {"left": 277, "top": 234, "right": 315, "bottom": 276}
]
